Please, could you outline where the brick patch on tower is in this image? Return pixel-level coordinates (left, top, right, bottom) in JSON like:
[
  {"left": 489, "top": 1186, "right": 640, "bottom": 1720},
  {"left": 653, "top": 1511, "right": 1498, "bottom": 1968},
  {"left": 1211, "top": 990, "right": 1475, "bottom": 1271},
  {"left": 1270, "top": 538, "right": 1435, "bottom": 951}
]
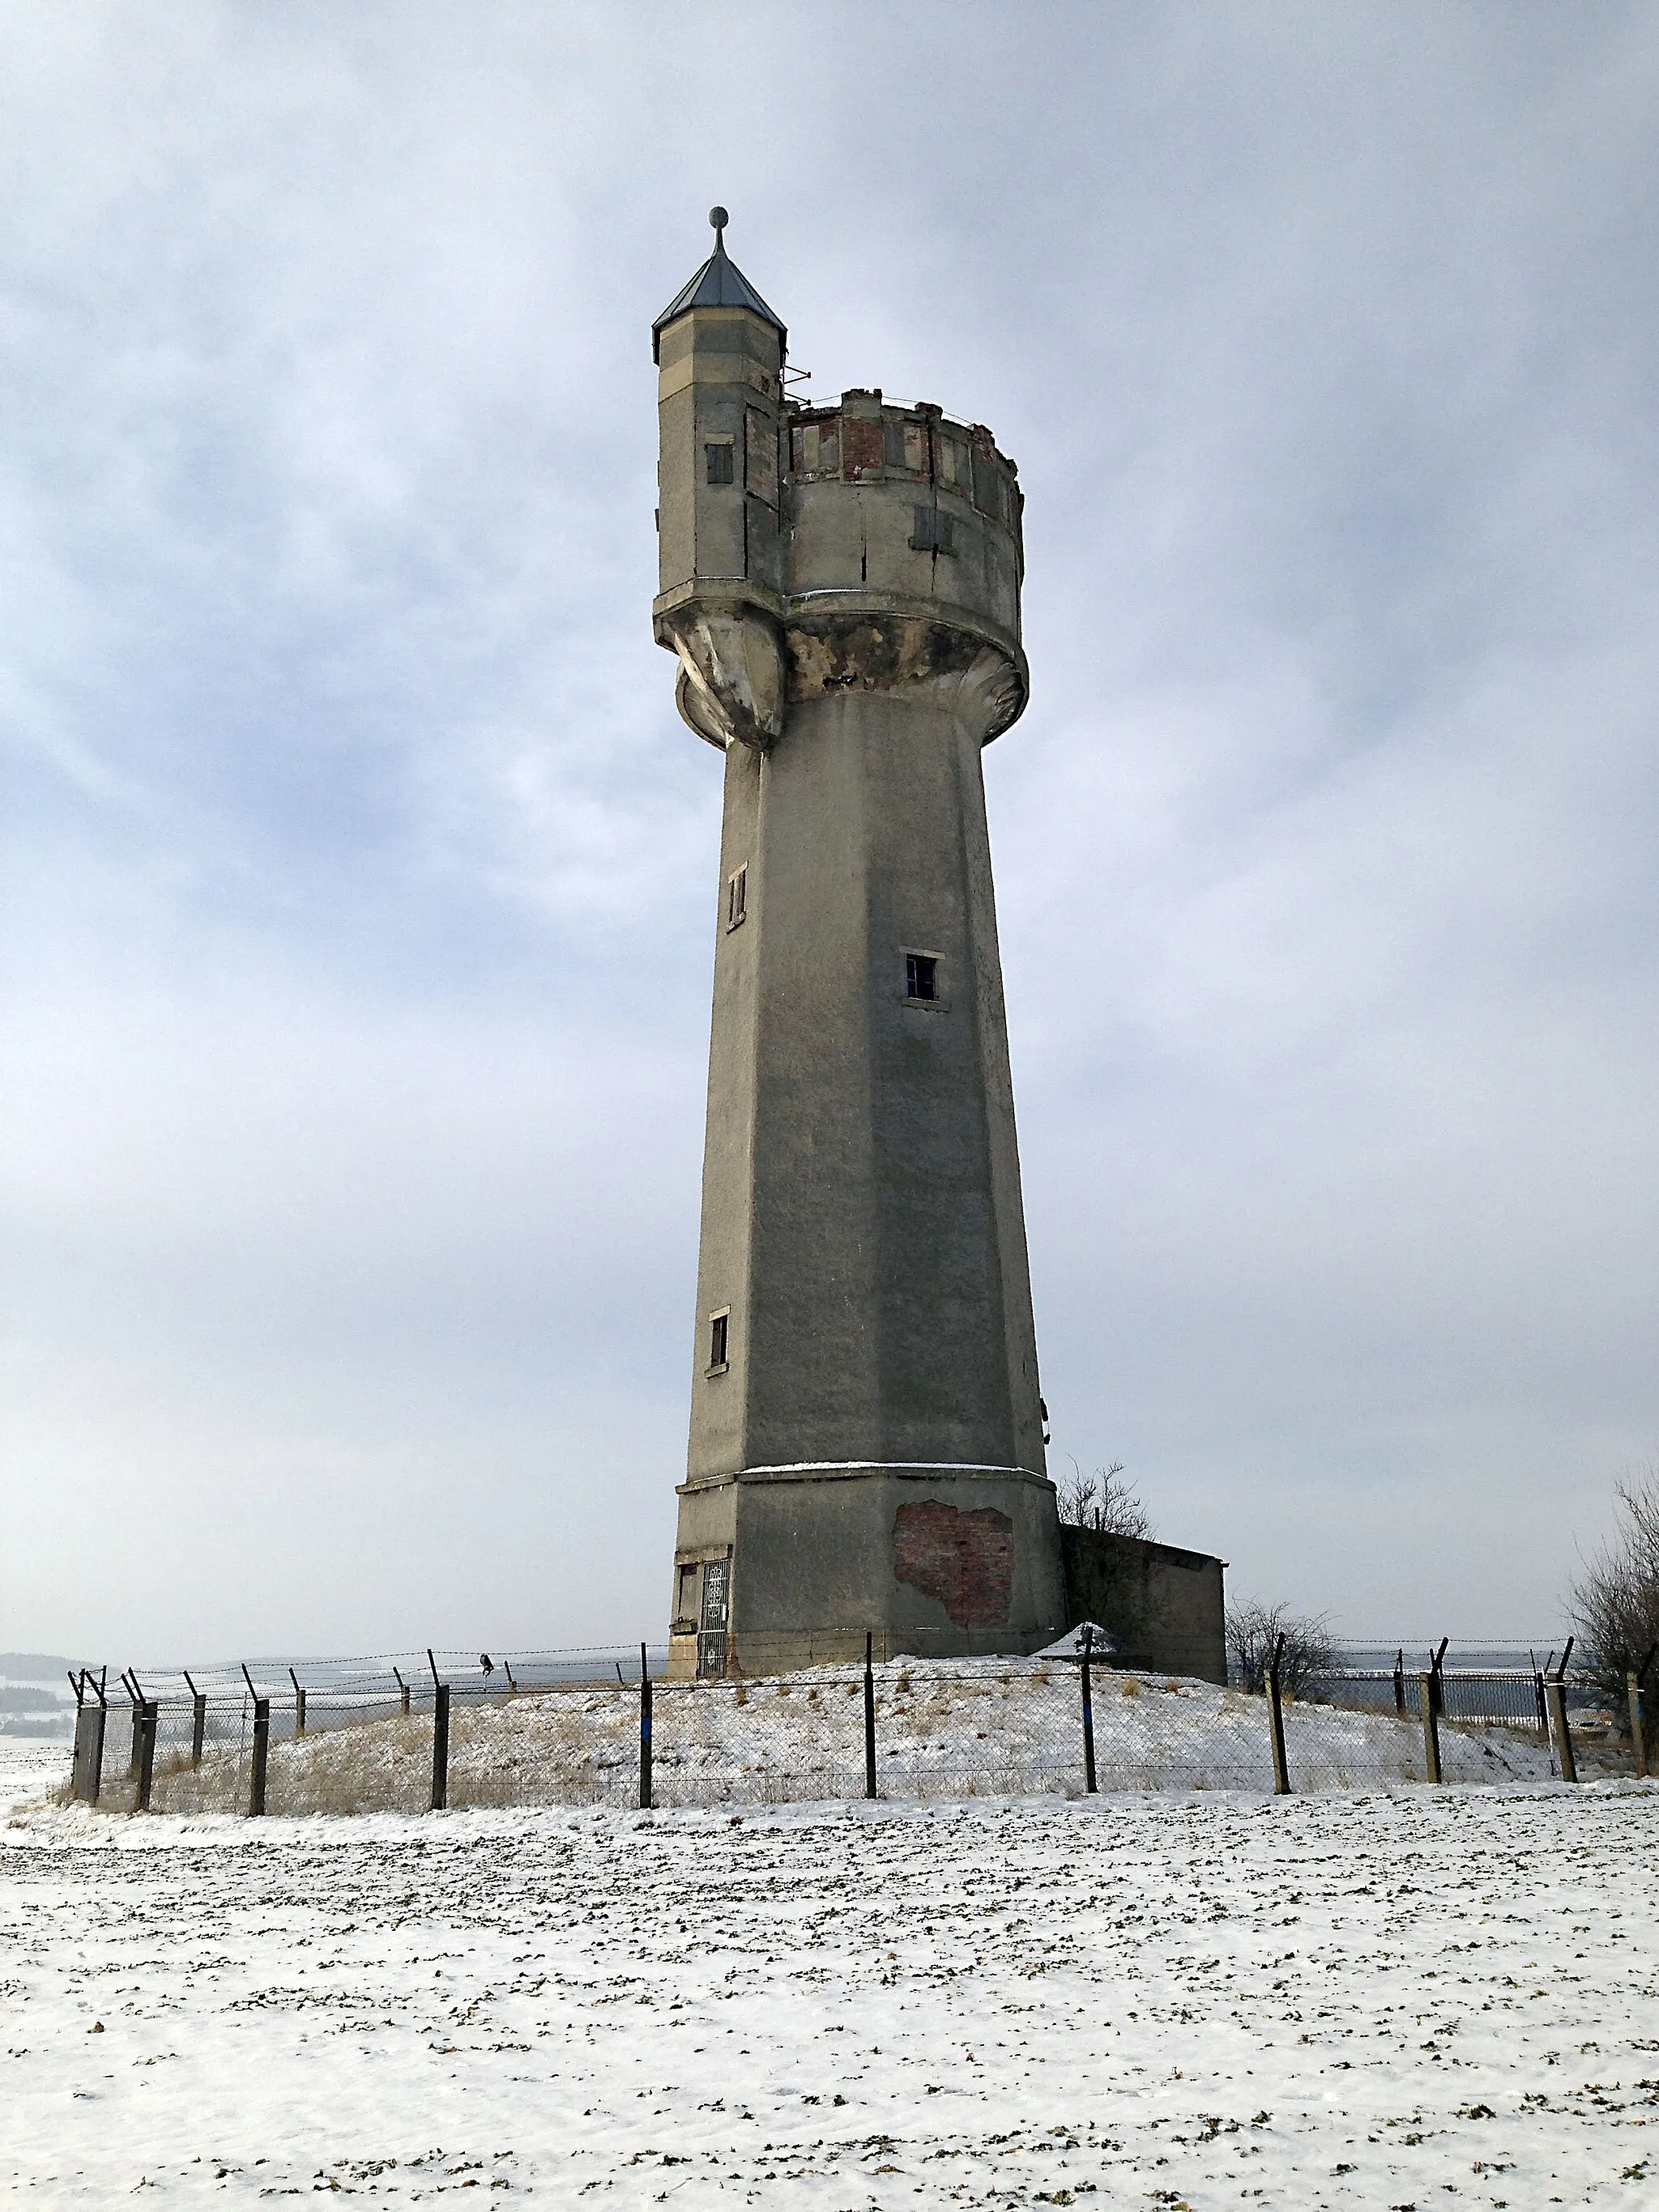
[
  {"left": 842, "top": 417, "right": 885, "bottom": 477},
  {"left": 892, "top": 1500, "right": 1014, "bottom": 1628}
]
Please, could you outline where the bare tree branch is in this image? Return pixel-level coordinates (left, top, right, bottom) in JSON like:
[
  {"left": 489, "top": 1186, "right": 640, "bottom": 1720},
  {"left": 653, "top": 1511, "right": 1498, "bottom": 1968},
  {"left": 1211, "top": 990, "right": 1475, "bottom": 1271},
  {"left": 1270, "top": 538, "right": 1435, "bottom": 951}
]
[
  {"left": 1056, "top": 1460, "right": 1154, "bottom": 1541},
  {"left": 1226, "top": 1599, "right": 1338, "bottom": 1697},
  {"left": 1570, "top": 1463, "right": 1659, "bottom": 1711}
]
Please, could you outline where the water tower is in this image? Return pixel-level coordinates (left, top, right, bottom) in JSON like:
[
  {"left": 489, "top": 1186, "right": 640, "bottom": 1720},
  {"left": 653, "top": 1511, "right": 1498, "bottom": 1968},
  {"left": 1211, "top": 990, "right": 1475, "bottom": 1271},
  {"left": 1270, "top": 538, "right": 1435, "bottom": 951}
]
[{"left": 654, "top": 211, "right": 1064, "bottom": 1676}]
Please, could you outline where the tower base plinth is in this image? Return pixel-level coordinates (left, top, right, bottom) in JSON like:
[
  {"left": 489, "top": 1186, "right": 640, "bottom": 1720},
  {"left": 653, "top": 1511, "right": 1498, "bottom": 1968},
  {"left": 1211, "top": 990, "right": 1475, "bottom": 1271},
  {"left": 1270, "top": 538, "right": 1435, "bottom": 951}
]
[{"left": 667, "top": 1463, "right": 1066, "bottom": 1681}]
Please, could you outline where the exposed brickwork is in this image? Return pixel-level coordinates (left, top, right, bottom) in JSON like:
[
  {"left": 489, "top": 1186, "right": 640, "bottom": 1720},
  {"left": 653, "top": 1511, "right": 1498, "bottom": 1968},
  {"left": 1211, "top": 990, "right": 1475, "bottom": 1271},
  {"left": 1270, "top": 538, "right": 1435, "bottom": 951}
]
[
  {"left": 893, "top": 1500, "right": 1014, "bottom": 1628},
  {"left": 842, "top": 416, "right": 885, "bottom": 477}
]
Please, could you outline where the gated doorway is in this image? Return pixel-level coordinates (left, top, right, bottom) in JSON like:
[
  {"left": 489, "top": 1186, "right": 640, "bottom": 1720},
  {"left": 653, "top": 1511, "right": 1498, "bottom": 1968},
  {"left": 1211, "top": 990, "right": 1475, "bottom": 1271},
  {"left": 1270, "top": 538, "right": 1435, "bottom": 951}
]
[{"left": 697, "top": 1558, "right": 730, "bottom": 1679}]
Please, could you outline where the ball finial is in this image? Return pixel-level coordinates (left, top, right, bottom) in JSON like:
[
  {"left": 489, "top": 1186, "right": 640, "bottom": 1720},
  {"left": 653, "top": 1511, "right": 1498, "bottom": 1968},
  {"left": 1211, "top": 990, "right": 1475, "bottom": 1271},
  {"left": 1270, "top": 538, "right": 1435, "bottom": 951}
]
[{"left": 709, "top": 205, "right": 729, "bottom": 237}]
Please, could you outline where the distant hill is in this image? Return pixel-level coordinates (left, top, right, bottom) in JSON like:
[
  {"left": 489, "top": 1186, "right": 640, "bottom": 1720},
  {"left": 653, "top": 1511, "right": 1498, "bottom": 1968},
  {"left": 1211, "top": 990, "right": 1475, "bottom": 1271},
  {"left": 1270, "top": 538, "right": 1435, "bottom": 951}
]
[{"left": 0, "top": 1655, "right": 87, "bottom": 1680}]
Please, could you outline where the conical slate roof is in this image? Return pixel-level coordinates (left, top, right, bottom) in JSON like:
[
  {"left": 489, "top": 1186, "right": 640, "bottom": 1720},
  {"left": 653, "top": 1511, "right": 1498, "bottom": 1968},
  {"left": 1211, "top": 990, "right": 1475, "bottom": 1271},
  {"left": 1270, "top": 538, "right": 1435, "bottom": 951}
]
[{"left": 652, "top": 209, "right": 786, "bottom": 362}]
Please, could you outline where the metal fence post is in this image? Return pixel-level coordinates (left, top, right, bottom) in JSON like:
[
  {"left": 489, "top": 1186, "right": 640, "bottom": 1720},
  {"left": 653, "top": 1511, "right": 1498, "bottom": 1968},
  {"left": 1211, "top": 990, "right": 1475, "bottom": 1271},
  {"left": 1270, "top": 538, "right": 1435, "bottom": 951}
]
[
  {"left": 1429, "top": 1637, "right": 1448, "bottom": 1717},
  {"left": 864, "top": 1632, "right": 877, "bottom": 1801},
  {"left": 68, "top": 1672, "right": 86, "bottom": 1798},
  {"left": 123, "top": 1673, "right": 145, "bottom": 1779},
  {"left": 1392, "top": 1648, "right": 1405, "bottom": 1715},
  {"left": 639, "top": 1643, "right": 653, "bottom": 1810},
  {"left": 1418, "top": 1673, "right": 1443, "bottom": 1784},
  {"left": 184, "top": 1672, "right": 207, "bottom": 1767},
  {"left": 1628, "top": 1647, "right": 1655, "bottom": 1779},
  {"left": 394, "top": 1665, "right": 411, "bottom": 1717},
  {"left": 1545, "top": 1675, "right": 1576, "bottom": 1784},
  {"left": 1627, "top": 1671, "right": 1648, "bottom": 1779},
  {"left": 1079, "top": 1625, "right": 1098, "bottom": 1794},
  {"left": 249, "top": 1698, "right": 271, "bottom": 1816},
  {"left": 429, "top": 1652, "right": 449, "bottom": 1810},
  {"left": 70, "top": 1673, "right": 107, "bottom": 1805},
  {"left": 289, "top": 1669, "right": 306, "bottom": 1737},
  {"left": 134, "top": 1701, "right": 158, "bottom": 1811},
  {"left": 1266, "top": 1633, "right": 1290, "bottom": 1795}
]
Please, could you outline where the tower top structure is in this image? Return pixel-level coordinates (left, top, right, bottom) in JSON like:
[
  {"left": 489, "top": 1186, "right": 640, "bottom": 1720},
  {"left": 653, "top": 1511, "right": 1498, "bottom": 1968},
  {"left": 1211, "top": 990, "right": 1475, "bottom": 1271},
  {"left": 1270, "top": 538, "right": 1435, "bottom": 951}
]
[
  {"left": 652, "top": 207, "right": 787, "bottom": 364},
  {"left": 651, "top": 210, "right": 1026, "bottom": 759}
]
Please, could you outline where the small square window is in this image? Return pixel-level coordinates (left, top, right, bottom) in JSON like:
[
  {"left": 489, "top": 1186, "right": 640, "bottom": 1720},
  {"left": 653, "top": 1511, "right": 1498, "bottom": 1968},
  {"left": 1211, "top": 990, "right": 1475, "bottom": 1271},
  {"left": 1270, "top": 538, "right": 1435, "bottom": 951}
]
[
  {"left": 707, "top": 1311, "right": 730, "bottom": 1372},
  {"left": 706, "top": 441, "right": 735, "bottom": 486},
  {"left": 726, "top": 863, "right": 747, "bottom": 931},
  {"left": 905, "top": 953, "right": 939, "bottom": 1002}
]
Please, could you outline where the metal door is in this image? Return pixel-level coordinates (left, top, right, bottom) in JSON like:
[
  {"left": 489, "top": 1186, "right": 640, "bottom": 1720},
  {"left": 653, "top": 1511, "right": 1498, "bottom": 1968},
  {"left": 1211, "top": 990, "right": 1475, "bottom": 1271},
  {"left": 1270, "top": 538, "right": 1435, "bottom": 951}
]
[{"left": 697, "top": 1558, "right": 730, "bottom": 1679}]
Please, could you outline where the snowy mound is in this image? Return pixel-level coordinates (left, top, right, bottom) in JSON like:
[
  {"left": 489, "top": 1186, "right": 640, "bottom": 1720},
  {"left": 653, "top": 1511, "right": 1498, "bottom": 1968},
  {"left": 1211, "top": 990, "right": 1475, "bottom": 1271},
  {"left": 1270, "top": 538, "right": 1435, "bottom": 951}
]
[{"left": 51, "top": 1656, "right": 1561, "bottom": 1818}]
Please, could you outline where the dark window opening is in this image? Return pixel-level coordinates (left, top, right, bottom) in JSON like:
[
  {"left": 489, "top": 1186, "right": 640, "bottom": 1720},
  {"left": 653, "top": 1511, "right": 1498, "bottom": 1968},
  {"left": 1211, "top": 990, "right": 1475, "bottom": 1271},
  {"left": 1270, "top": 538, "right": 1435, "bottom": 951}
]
[
  {"left": 910, "top": 505, "right": 956, "bottom": 556},
  {"left": 906, "top": 953, "right": 939, "bottom": 1002},
  {"left": 727, "top": 863, "right": 747, "bottom": 930},
  {"left": 707, "top": 1311, "right": 729, "bottom": 1370},
  {"left": 705, "top": 441, "right": 735, "bottom": 486}
]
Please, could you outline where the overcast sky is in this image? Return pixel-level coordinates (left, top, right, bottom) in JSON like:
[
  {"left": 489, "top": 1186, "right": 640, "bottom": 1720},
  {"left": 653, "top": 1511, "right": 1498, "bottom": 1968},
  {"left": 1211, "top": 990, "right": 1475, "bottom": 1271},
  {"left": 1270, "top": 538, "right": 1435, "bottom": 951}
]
[{"left": 3, "top": 2, "right": 1656, "bottom": 1666}]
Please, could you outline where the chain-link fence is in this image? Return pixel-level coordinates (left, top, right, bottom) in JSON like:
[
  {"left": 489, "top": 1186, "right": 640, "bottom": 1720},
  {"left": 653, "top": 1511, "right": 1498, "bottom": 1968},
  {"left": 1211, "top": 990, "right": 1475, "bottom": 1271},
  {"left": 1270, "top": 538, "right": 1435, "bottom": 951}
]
[
  {"left": 1304, "top": 1642, "right": 1594, "bottom": 1725},
  {"left": 1263, "top": 1637, "right": 1642, "bottom": 1791},
  {"left": 57, "top": 1634, "right": 1649, "bottom": 1818}
]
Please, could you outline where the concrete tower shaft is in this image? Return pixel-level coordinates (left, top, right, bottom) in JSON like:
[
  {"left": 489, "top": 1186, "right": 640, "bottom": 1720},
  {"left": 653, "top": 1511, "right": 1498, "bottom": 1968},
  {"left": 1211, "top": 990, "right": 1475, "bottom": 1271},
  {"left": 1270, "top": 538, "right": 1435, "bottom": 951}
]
[{"left": 654, "top": 219, "right": 1064, "bottom": 1675}]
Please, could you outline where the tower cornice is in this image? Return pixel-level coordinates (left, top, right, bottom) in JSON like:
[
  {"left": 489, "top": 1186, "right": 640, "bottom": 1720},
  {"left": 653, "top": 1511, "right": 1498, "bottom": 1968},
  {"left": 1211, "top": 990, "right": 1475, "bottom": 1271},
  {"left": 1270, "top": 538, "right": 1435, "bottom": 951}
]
[{"left": 783, "top": 594, "right": 1027, "bottom": 744}]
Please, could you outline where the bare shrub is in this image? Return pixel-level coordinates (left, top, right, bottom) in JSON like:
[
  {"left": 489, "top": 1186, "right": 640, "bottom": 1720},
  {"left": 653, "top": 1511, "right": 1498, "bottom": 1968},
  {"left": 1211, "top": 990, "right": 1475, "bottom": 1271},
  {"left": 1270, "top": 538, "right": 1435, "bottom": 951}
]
[
  {"left": 1226, "top": 1600, "right": 1337, "bottom": 1696},
  {"left": 1571, "top": 1466, "right": 1659, "bottom": 1709},
  {"left": 1056, "top": 1460, "right": 1154, "bottom": 1540}
]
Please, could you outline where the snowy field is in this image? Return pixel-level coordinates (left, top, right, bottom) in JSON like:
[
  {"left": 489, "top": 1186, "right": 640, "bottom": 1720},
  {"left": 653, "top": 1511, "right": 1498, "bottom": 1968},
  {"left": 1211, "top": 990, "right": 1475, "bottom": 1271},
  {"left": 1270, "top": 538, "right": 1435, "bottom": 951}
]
[{"left": 3, "top": 1740, "right": 1657, "bottom": 2206}]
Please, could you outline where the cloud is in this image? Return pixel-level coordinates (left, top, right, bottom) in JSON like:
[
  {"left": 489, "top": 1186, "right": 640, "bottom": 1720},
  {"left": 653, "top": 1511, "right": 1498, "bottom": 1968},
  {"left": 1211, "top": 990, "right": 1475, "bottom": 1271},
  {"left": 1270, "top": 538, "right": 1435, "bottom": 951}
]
[{"left": 2, "top": 2, "right": 1656, "bottom": 1654}]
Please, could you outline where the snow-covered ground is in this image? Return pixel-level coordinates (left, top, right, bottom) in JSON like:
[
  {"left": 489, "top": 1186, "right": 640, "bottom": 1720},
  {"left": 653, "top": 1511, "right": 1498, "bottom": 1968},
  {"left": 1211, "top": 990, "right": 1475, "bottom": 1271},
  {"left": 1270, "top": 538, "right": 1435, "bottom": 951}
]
[{"left": 3, "top": 1737, "right": 1656, "bottom": 2206}]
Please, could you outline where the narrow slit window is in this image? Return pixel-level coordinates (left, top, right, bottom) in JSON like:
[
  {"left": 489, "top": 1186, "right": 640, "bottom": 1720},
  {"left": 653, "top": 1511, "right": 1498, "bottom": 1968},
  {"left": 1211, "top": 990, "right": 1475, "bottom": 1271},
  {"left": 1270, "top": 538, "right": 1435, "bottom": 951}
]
[
  {"left": 707, "top": 1311, "right": 730, "bottom": 1371},
  {"left": 727, "top": 863, "right": 747, "bottom": 931},
  {"left": 906, "top": 953, "right": 939, "bottom": 1002},
  {"left": 705, "top": 441, "right": 735, "bottom": 485}
]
